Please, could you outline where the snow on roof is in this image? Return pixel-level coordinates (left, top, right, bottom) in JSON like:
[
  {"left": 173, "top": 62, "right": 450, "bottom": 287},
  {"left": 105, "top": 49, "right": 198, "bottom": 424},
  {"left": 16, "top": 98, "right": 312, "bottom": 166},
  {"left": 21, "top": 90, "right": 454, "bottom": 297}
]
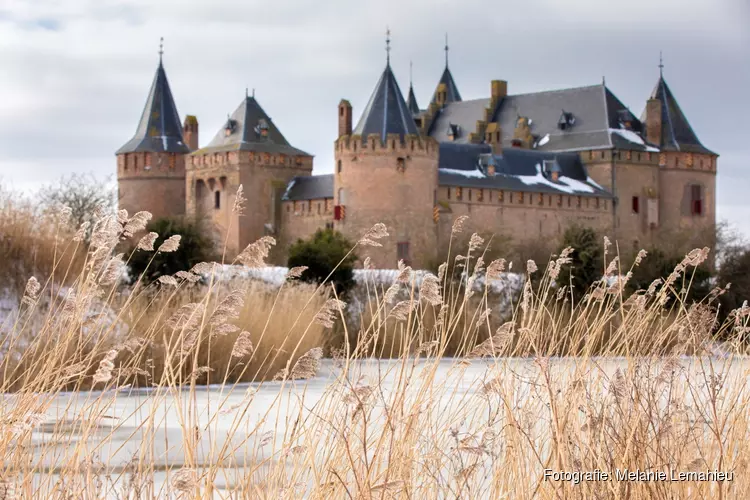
[
  {"left": 609, "top": 128, "right": 659, "bottom": 152},
  {"left": 518, "top": 164, "right": 595, "bottom": 194},
  {"left": 537, "top": 134, "right": 550, "bottom": 147},
  {"left": 438, "top": 167, "right": 486, "bottom": 178}
]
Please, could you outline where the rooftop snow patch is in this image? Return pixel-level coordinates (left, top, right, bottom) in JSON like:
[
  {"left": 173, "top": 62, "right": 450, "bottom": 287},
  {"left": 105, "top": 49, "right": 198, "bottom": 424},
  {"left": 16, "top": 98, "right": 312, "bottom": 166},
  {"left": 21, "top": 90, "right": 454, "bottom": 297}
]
[
  {"left": 438, "top": 168, "right": 486, "bottom": 178},
  {"left": 517, "top": 164, "right": 595, "bottom": 194},
  {"left": 609, "top": 128, "right": 659, "bottom": 152}
]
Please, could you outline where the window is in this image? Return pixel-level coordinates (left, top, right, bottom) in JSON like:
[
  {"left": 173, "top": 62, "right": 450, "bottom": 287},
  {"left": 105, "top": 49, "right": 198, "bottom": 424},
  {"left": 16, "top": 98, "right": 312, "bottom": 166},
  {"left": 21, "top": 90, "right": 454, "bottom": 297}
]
[
  {"left": 468, "top": 190, "right": 472, "bottom": 202},
  {"left": 632, "top": 196, "right": 639, "bottom": 214},
  {"left": 397, "top": 242, "right": 410, "bottom": 264},
  {"left": 214, "top": 191, "right": 221, "bottom": 209},
  {"left": 338, "top": 188, "right": 347, "bottom": 205},
  {"left": 317, "top": 202, "right": 322, "bottom": 215},
  {"left": 691, "top": 185, "right": 703, "bottom": 216},
  {"left": 337, "top": 160, "right": 342, "bottom": 173},
  {"left": 326, "top": 222, "right": 334, "bottom": 230},
  {"left": 447, "top": 187, "right": 451, "bottom": 200},
  {"left": 538, "top": 193, "right": 543, "bottom": 206},
  {"left": 456, "top": 187, "right": 463, "bottom": 200}
]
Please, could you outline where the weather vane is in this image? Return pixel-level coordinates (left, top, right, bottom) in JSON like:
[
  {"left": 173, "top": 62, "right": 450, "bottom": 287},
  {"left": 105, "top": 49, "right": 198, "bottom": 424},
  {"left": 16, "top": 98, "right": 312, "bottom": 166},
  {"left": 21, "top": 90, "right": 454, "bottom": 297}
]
[
  {"left": 445, "top": 33, "right": 449, "bottom": 67},
  {"left": 659, "top": 51, "right": 664, "bottom": 77},
  {"left": 159, "top": 37, "right": 164, "bottom": 61},
  {"left": 385, "top": 27, "right": 391, "bottom": 64}
]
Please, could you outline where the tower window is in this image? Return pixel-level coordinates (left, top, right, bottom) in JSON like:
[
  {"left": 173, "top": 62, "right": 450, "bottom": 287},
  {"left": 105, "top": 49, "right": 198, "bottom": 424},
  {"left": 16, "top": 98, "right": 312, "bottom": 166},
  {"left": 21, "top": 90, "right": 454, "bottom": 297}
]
[
  {"left": 337, "top": 160, "right": 342, "bottom": 173},
  {"left": 214, "top": 191, "right": 221, "bottom": 209},
  {"left": 632, "top": 196, "right": 640, "bottom": 214},
  {"left": 691, "top": 185, "right": 703, "bottom": 216},
  {"left": 397, "top": 241, "right": 411, "bottom": 265}
]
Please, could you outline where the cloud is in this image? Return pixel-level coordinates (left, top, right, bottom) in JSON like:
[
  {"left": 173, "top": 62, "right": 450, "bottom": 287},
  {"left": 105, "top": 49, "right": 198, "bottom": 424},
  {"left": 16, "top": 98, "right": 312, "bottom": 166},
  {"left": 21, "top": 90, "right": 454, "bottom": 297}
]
[{"left": 1, "top": 0, "right": 748, "bottom": 235}]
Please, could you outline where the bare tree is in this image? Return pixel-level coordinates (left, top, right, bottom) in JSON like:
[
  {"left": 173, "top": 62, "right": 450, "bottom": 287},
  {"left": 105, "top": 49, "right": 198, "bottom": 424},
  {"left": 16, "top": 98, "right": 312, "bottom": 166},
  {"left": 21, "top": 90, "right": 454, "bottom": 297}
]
[{"left": 39, "top": 173, "right": 119, "bottom": 235}]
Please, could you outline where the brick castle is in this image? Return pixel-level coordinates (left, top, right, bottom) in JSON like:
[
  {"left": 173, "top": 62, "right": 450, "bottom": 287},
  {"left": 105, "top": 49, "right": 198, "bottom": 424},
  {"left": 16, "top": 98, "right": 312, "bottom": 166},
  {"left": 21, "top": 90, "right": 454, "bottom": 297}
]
[{"left": 116, "top": 39, "right": 717, "bottom": 269}]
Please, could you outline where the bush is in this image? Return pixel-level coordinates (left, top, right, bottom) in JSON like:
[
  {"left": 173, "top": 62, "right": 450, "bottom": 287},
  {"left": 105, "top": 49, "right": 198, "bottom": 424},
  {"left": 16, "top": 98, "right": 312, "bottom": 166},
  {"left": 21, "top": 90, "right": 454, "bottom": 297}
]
[
  {"left": 127, "top": 217, "right": 218, "bottom": 284},
  {"left": 627, "top": 247, "right": 711, "bottom": 306},
  {"left": 287, "top": 228, "right": 357, "bottom": 296},
  {"left": 555, "top": 225, "right": 603, "bottom": 302},
  {"left": 716, "top": 246, "right": 750, "bottom": 327}
]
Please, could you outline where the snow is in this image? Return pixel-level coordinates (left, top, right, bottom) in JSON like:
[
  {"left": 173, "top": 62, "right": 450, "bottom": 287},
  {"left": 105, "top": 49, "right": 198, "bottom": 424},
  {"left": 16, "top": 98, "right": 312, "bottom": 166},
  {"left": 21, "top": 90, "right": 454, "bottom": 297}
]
[
  {"left": 283, "top": 179, "right": 296, "bottom": 199},
  {"left": 537, "top": 134, "right": 550, "bottom": 147},
  {"left": 609, "top": 128, "right": 660, "bottom": 152},
  {"left": 586, "top": 176, "right": 604, "bottom": 190},
  {"left": 158, "top": 135, "right": 169, "bottom": 150},
  {"left": 518, "top": 164, "right": 595, "bottom": 194},
  {"left": 438, "top": 167, "right": 486, "bottom": 179}
]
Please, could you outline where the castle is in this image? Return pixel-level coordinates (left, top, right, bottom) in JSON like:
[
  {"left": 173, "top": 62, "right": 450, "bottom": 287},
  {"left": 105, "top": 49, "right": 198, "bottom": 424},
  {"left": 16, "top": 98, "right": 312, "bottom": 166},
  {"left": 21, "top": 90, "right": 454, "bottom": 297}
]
[{"left": 116, "top": 40, "right": 717, "bottom": 269}]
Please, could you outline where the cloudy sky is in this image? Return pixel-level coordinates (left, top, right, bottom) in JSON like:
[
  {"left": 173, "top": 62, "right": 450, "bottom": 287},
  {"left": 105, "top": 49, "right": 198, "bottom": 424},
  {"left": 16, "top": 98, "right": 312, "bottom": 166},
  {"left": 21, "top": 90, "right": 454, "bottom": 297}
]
[{"left": 1, "top": 0, "right": 748, "bottom": 233}]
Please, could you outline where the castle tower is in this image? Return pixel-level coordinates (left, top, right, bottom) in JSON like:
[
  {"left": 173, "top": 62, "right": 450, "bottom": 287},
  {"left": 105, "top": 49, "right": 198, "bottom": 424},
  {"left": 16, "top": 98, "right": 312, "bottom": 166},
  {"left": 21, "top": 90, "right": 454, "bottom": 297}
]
[
  {"left": 186, "top": 92, "right": 313, "bottom": 258},
  {"left": 430, "top": 34, "right": 462, "bottom": 106},
  {"left": 334, "top": 32, "right": 439, "bottom": 268},
  {"left": 641, "top": 60, "right": 717, "bottom": 251},
  {"left": 116, "top": 44, "right": 191, "bottom": 220}
]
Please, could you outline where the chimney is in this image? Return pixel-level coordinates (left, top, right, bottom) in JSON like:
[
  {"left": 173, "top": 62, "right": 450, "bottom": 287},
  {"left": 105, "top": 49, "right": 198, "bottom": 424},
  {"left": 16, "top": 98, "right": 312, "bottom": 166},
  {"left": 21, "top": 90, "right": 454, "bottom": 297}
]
[
  {"left": 338, "top": 100, "right": 352, "bottom": 138},
  {"left": 645, "top": 98, "right": 662, "bottom": 146},
  {"left": 490, "top": 80, "right": 507, "bottom": 102},
  {"left": 485, "top": 122, "right": 502, "bottom": 154},
  {"left": 435, "top": 83, "right": 448, "bottom": 107},
  {"left": 183, "top": 115, "right": 199, "bottom": 151}
]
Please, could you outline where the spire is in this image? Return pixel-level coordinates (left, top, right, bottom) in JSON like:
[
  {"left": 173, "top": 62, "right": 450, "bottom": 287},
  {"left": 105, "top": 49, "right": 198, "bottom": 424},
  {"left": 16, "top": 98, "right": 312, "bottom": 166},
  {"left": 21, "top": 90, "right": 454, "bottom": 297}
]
[
  {"left": 444, "top": 33, "right": 449, "bottom": 68},
  {"left": 659, "top": 50, "right": 664, "bottom": 77},
  {"left": 640, "top": 73, "right": 713, "bottom": 154},
  {"left": 406, "top": 61, "right": 420, "bottom": 116},
  {"left": 158, "top": 37, "right": 164, "bottom": 64},
  {"left": 385, "top": 27, "right": 391, "bottom": 65},
  {"left": 353, "top": 60, "right": 419, "bottom": 143},
  {"left": 116, "top": 50, "right": 189, "bottom": 155}
]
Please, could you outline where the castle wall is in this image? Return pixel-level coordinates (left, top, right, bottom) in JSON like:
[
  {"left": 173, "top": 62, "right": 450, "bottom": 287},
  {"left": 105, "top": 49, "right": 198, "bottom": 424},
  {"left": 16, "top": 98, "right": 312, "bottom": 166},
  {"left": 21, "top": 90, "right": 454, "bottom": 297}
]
[
  {"left": 117, "top": 152, "right": 186, "bottom": 220},
  {"left": 657, "top": 152, "right": 717, "bottom": 251},
  {"left": 334, "top": 134, "right": 439, "bottom": 269},
  {"left": 278, "top": 198, "right": 334, "bottom": 262},
  {"left": 436, "top": 186, "right": 612, "bottom": 257},
  {"left": 186, "top": 150, "right": 313, "bottom": 261}
]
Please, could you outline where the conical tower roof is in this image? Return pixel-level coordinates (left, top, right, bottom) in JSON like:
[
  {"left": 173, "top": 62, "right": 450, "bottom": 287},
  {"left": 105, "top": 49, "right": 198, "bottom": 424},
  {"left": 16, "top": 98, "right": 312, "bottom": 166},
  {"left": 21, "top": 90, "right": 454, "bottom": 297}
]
[
  {"left": 353, "top": 63, "right": 420, "bottom": 142},
  {"left": 406, "top": 84, "right": 420, "bottom": 116},
  {"left": 640, "top": 76, "right": 713, "bottom": 154},
  {"left": 116, "top": 59, "right": 189, "bottom": 155},
  {"left": 430, "top": 66, "right": 462, "bottom": 105}
]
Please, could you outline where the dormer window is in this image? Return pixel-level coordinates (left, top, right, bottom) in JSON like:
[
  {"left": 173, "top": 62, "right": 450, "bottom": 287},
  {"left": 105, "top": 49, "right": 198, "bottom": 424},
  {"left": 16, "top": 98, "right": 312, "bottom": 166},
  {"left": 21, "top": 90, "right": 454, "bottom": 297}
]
[
  {"left": 224, "top": 118, "right": 237, "bottom": 137},
  {"left": 558, "top": 111, "right": 575, "bottom": 130},
  {"left": 446, "top": 124, "right": 460, "bottom": 141},
  {"left": 255, "top": 119, "right": 269, "bottom": 138},
  {"left": 617, "top": 109, "right": 633, "bottom": 130},
  {"left": 542, "top": 159, "right": 561, "bottom": 182}
]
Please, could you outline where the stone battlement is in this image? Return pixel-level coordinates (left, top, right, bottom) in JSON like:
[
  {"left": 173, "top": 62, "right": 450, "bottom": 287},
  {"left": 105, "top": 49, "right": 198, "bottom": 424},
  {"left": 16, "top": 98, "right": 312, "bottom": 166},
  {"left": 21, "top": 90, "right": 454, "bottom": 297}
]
[{"left": 336, "top": 133, "right": 438, "bottom": 156}]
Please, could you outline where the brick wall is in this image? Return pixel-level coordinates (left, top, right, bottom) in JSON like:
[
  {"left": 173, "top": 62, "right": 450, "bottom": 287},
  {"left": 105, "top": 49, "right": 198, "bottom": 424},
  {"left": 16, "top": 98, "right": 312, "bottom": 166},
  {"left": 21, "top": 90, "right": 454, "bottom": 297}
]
[
  {"left": 117, "top": 152, "right": 186, "bottom": 220},
  {"left": 334, "top": 134, "right": 439, "bottom": 269},
  {"left": 278, "top": 198, "right": 334, "bottom": 262}
]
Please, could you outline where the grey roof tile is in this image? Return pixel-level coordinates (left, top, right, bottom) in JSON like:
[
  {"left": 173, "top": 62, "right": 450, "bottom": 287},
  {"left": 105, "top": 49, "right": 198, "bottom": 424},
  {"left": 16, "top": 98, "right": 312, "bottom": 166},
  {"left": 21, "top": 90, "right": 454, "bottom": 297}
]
[
  {"left": 197, "top": 95, "right": 310, "bottom": 156},
  {"left": 639, "top": 76, "right": 715, "bottom": 155},
  {"left": 429, "top": 83, "right": 666, "bottom": 154},
  {"left": 438, "top": 142, "right": 611, "bottom": 197},
  {"left": 282, "top": 174, "right": 333, "bottom": 201},
  {"left": 353, "top": 63, "right": 420, "bottom": 142},
  {"left": 116, "top": 60, "right": 190, "bottom": 155}
]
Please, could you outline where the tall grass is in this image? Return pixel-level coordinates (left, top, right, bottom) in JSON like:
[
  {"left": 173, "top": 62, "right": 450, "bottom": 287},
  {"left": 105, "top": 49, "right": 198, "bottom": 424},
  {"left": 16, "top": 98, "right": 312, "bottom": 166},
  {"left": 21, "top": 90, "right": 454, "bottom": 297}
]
[{"left": 0, "top": 196, "right": 749, "bottom": 498}]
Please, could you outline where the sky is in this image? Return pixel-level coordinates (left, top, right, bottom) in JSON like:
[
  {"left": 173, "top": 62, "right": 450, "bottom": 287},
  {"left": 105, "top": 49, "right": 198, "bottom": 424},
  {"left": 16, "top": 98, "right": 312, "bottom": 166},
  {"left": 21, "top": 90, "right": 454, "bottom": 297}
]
[{"left": 0, "top": 0, "right": 748, "bottom": 234}]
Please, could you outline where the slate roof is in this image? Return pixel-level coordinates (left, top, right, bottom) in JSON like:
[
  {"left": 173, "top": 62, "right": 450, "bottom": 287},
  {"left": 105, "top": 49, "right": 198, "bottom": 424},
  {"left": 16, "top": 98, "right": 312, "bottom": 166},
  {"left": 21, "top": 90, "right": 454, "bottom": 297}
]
[
  {"left": 438, "top": 142, "right": 612, "bottom": 197},
  {"left": 639, "top": 76, "right": 714, "bottom": 155},
  {"left": 406, "top": 84, "right": 420, "bottom": 116},
  {"left": 282, "top": 174, "right": 334, "bottom": 201},
  {"left": 430, "top": 66, "right": 462, "bottom": 104},
  {"left": 116, "top": 60, "right": 190, "bottom": 155},
  {"left": 353, "top": 63, "right": 420, "bottom": 142},
  {"left": 429, "top": 84, "right": 661, "bottom": 154},
  {"left": 197, "top": 95, "right": 311, "bottom": 156}
]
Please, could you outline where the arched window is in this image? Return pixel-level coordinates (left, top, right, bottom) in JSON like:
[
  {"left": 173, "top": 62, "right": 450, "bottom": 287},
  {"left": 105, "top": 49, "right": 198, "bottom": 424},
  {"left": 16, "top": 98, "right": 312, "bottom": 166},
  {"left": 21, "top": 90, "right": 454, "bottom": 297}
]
[{"left": 214, "top": 191, "right": 221, "bottom": 209}]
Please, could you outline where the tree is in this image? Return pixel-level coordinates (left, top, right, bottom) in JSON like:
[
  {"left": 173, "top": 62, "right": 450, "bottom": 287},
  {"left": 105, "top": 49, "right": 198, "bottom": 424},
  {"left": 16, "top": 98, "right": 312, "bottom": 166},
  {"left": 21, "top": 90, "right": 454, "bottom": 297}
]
[
  {"left": 716, "top": 246, "right": 750, "bottom": 328},
  {"left": 127, "top": 217, "right": 219, "bottom": 284},
  {"left": 555, "top": 225, "right": 603, "bottom": 302},
  {"left": 39, "top": 173, "right": 119, "bottom": 240},
  {"left": 287, "top": 228, "right": 357, "bottom": 295},
  {"left": 627, "top": 247, "right": 711, "bottom": 306}
]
